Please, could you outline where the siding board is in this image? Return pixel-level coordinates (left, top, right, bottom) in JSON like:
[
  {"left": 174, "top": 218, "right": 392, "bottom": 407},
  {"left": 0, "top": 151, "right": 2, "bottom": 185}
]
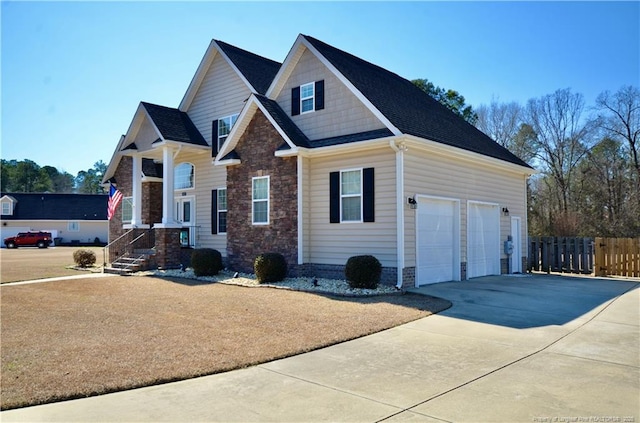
[
  {"left": 403, "top": 149, "right": 527, "bottom": 268},
  {"left": 275, "top": 48, "right": 387, "bottom": 141},
  {"left": 307, "top": 147, "right": 397, "bottom": 266}
]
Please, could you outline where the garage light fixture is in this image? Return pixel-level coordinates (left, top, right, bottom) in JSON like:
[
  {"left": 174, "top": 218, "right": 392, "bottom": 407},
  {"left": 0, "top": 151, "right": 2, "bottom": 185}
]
[
  {"left": 407, "top": 197, "right": 417, "bottom": 209},
  {"left": 502, "top": 207, "right": 509, "bottom": 216}
]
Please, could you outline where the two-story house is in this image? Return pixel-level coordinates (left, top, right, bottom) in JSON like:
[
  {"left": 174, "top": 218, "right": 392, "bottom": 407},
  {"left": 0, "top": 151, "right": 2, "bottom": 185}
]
[{"left": 103, "top": 34, "right": 535, "bottom": 287}]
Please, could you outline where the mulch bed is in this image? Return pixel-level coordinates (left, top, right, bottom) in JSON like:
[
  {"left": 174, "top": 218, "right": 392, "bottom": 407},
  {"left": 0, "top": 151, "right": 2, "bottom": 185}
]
[{"left": 0, "top": 276, "right": 450, "bottom": 410}]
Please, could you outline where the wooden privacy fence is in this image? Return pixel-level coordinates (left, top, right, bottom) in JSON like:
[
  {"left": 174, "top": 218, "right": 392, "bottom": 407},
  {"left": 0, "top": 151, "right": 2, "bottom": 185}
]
[
  {"left": 594, "top": 237, "right": 640, "bottom": 277},
  {"left": 528, "top": 237, "right": 594, "bottom": 274}
]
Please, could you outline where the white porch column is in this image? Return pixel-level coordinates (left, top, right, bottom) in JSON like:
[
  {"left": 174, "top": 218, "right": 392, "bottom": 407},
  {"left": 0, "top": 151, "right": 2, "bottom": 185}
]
[
  {"left": 161, "top": 146, "right": 177, "bottom": 225},
  {"left": 131, "top": 154, "right": 143, "bottom": 227}
]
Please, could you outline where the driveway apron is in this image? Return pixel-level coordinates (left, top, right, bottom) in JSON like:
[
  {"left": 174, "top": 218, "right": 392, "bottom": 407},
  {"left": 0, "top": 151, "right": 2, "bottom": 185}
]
[{"left": 2, "top": 274, "right": 638, "bottom": 422}]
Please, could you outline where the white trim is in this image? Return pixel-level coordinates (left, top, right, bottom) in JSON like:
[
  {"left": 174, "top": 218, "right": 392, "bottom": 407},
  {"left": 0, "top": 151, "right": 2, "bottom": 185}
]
[
  {"left": 389, "top": 140, "right": 406, "bottom": 288},
  {"left": 266, "top": 35, "right": 401, "bottom": 136},
  {"left": 215, "top": 95, "right": 301, "bottom": 165},
  {"left": 252, "top": 175, "right": 270, "bottom": 225},
  {"left": 300, "top": 81, "right": 315, "bottom": 114},
  {"left": 217, "top": 113, "right": 240, "bottom": 152},
  {"left": 179, "top": 40, "right": 219, "bottom": 111},
  {"left": 403, "top": 135, "right": 536, "bottom": 176}
]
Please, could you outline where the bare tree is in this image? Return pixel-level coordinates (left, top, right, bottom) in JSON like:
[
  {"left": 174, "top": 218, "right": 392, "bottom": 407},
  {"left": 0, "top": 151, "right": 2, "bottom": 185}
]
[
  {"left": 526, "top": 88, "right": 592, "bottom": 213},
  {"left": 594, "top": 85, "right": 640, "bottom": 185},
  {"left": 476, "top": 100, "right": 521, "bottom": 145}
]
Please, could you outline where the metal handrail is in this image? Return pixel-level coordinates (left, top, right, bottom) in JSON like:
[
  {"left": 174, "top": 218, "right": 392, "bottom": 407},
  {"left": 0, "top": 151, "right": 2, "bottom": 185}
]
[
  {"left": 102, "top": 228, "right": 154, "bottom": 270},
  {"left": 102, "top": 229, "right": 134, "bottom": 268}
]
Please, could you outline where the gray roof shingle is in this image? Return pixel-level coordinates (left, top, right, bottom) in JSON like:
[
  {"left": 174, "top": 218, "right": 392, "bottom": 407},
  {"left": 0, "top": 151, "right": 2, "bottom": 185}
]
[
  {"left": 216, "top": 40, "right": 281, "bottom": 95},
  {"left": 141, "top": 102, "right": 208, "bottom": 146},
  {"left": 302, "top": 35, "right": 532, "bottom": 168},
  {"left": 1, "top": 193, "right": 108, "bottom": 221}
]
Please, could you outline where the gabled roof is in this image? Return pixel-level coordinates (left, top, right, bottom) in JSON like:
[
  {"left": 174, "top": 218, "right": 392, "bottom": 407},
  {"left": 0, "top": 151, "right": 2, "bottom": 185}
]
[
  {"left": 215, "top": 41, "right": 281, "bottom": 95},
  {"left": 141, "top": 102, "right": 207, "bottom": 146},
  {"left": 180, "top": 39, "right": 280, "bottom": 111},
  {"left": 301, "top": 35, "right": 532, "bottom": 169},
  {"left": 253, "top": 94, "right": 311, "bottom": 148},
  {"left": 0, "top": 193, "right": 108, "bottom": 221}
]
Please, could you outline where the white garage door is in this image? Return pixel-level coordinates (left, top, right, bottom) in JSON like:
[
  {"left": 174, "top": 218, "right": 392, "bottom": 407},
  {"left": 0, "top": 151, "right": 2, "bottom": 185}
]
[
  {"left": 416, "top": 197, "right": 459, "bottom": 286},
  {"left": 467, "top": 202, "right": 500, "bottom": 278}
]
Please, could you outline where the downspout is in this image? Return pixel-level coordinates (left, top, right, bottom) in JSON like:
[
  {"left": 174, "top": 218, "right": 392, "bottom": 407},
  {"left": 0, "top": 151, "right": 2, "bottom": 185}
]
[{"left": 390, "top": 140, "right": 406, "bottom": 289}]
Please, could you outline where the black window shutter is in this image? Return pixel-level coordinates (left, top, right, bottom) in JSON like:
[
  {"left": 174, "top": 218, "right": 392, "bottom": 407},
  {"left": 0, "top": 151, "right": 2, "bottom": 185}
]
[
  {"left": 211, "top": 189, "right": 218, "bottom": 234},
  {"left": 363, "top": 168, "right": 375, "bottom": 222},
  {"left": 329, "top": 171, "right": 340, "bottom": 223},
  {"left": 315, "top": 80, "right": 324, "bottom": 111},
  {"left": 211, "top": 120, "right": 219, "bottom": 158},
  {"left": 291, "top": 86, "right": 300, "bottom": 116}
]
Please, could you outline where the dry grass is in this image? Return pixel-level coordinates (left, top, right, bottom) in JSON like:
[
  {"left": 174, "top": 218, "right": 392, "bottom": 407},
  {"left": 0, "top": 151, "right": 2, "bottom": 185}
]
[
  {"left": 0, "top": 246, "right": 103, "bottom": 283},
  {"left": 1, "top": 275, "right": 450, "bottom": 410}
]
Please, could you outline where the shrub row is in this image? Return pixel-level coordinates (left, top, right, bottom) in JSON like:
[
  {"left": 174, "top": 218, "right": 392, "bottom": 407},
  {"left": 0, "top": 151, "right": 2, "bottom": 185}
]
[{"left": 188, "top": 249, "right": 382, "bottom": 289}]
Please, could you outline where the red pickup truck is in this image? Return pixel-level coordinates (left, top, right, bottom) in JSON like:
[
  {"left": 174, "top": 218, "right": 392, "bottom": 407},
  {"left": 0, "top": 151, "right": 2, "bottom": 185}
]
[{"left": 4, "top": 232, "right": 53, "bottom": 249}]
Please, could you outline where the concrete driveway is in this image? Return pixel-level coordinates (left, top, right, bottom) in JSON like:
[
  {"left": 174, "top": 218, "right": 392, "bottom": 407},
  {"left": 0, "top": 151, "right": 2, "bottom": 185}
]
[{"left": 2, "top": 274, "right": 638, "bottom": 422}]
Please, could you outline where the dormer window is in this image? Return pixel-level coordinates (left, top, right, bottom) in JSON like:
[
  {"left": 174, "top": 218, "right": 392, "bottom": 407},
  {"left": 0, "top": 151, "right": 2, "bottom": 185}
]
[
  {"left": 0, "top": 195, "right": 16, "bottom": 216},
  {"left": 291, "top": 80, "right": 324, "bottom": 116}
]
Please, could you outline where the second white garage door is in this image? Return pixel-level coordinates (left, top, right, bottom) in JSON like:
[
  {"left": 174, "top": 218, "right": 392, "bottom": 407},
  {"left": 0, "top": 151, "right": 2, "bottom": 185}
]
[
  {"left": 416, "top": 197, "right": 460, "bottom": 286},
  {"left": 467, "top": 202, "right": 500, "bottom": 279}
]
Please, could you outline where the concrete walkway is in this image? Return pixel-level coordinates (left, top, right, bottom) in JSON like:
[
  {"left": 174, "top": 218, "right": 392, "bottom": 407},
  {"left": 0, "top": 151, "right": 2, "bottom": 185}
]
[{"left": 2, "top": 274, "right": 638, "bottom": 422}]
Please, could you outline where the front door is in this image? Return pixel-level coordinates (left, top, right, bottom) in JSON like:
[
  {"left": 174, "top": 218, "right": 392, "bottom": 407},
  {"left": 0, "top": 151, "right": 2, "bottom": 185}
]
[{"left": 175, "top": 196, "right": 195, "bottom": 247}]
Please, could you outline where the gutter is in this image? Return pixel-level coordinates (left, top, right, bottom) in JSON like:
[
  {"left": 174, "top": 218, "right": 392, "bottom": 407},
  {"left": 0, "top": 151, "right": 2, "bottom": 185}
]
[{"left": 389, "top": 139, "right": 406, "bottom": 289}]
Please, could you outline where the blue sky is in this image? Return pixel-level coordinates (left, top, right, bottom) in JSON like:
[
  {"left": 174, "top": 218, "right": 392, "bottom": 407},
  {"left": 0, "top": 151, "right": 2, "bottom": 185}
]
[{"left": 2, "top": 1, "right": 638, "bottom": 177}]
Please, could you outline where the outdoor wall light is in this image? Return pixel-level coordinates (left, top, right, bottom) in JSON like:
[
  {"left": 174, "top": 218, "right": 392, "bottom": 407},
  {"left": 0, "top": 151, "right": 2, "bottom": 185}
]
[
  {"left": 502, "top": 207, "right": 510, "bottom": 216},
  {"left": 407, "top": 197, "right": 417, "bottom": 209}
]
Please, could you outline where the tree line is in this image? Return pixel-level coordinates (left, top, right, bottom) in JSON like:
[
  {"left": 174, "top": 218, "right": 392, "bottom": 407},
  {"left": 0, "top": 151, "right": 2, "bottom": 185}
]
[
  {"left": 473, "top": 86, "right": 639, "bottom": 238},
  {"left": 1, "top": 159, "right": 108, "bottom": 194},
  {"left": 413, "top": 80, "right": 640, "bottom": 237}
]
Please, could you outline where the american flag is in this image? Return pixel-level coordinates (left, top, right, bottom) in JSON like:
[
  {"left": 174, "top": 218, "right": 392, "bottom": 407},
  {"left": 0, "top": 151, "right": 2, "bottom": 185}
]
[{"left": 107, "top": 184, "right": 123, "bottom": 220}]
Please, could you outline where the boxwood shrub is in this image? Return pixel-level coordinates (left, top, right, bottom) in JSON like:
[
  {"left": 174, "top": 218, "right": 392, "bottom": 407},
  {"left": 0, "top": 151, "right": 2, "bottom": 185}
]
[
  {"left": 345, "top": 255, "right": 381, "bottom": 289},
  {"left": 190, "top": 248, "right": 223, "bottom": 276},
  {"left": 73, "top": 249, "right": 96, "bottom": 268},
  {"left": 254, "top": 253, "right": 287, "bottom": 283}
]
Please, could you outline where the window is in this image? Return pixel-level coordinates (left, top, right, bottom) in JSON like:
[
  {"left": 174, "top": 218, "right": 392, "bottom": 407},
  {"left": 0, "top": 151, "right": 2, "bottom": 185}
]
[
  {"left": 1, "top": 202, "right": 11, "bottom": 215},
  {"left": 68, "top": 221, "right": 79, "bottom": 232},
  {"left": 252, "top": 176, "right": 269, "bottom": 225},
  {"left": 341, "top": 170, "right": 362, "bottom": 222},
  {"left": 291, "top": 80, "right": 324, "bottom": 116},
  {"left": 300, "top": 83, "right": 315, "bottom": 113},
  {"left": 174, "top": 163, "right": 194, "bottom": 190},
  {"left": 330, "top": 168, "right": 374, "bottom": 223},
  {"left": 122, "top": 197, "right": 133, "bottom": 223},
  {"left": 217, "top": 114, "right": 239, "bottom": 150},
  {"left": 217, "top": 188, "right": 227, "bottom": 233}
]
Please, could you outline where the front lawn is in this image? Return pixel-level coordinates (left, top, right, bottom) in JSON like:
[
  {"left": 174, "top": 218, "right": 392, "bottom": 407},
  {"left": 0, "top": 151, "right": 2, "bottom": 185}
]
[{"left": 0, "top": 276, "right": 450, "bottom": 410}]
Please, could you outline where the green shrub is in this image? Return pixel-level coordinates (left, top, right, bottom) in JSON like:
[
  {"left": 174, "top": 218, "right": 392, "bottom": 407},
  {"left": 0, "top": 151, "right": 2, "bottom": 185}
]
[
  {"left": 345, "top": 255, "right": 381, "bottom": 289},
  {"left": 73, "top": 249, "right": 96, "bottom": 268},
  {"left": 254, "top": 253, "right": 287, "bottom": 283},
  {"left": 190, "top": 248, "right": 223, "bottom": 276}
]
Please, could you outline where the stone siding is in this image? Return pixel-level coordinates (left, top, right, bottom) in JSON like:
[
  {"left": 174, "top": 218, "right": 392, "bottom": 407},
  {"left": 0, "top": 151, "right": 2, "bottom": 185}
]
[{"left": 226, "top": 110, "right": 298, "bottom": 274}]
